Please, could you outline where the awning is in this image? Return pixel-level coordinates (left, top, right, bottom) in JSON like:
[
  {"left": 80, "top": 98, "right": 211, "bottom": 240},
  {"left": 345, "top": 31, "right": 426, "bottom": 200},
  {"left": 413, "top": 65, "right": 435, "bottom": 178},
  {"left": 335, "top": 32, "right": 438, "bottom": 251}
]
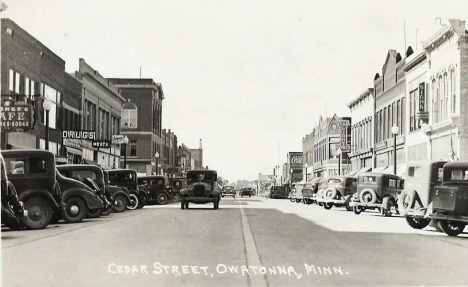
[
  {"left": 354, "top": 166, "right": 372, "bottom": 176},
  {"left": 372, "top": 166, "right": 388, "bottom": 173},
  {"left": 66, "top": 147, "right": 83, "bottom": 156}
]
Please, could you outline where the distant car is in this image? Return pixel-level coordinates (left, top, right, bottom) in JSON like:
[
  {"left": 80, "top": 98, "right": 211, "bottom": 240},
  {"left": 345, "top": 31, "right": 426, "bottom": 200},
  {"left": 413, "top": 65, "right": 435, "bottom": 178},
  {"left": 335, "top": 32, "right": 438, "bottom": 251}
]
[
  {"left": 240, "top": 188, "right": 253, "bottom": 197},
  {"left": 269, "top": 186, "right": 288, "bottom": 199},
  {"left": 222, "top": 185, "right": 236, "bottom": 198},
  {"left": 302, "top": 177, "right": 322, "bottom": 204},
  {"left": 137, "top": 175, "right": 174, "bottom": 205},
  {"left": 180, "top": 170, "right": 221, "bottom": 210},
  {"left": 168, "top": 176, "right": 188, "bottom": 202}
]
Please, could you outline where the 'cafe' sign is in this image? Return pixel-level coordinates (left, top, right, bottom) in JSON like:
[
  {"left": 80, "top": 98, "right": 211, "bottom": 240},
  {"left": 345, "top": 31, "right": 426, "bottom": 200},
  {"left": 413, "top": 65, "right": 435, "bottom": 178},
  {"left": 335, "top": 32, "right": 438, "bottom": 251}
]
[{"left": 0, "top": 101, "right": 33, "bottom": 132}]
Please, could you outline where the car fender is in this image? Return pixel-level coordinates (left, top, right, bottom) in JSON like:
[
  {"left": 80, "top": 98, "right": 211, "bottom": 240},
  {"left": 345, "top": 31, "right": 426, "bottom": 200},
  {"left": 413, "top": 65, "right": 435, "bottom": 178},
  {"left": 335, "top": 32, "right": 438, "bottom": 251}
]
[
  {"left": 18, "top": 189, "right": 62, "bottom": 211},
  {"left": 62, "top": 188, "right": 104, "bottom": 210},
  {"left": 111, "top": 190, "right": 131, "bottom": 203}
]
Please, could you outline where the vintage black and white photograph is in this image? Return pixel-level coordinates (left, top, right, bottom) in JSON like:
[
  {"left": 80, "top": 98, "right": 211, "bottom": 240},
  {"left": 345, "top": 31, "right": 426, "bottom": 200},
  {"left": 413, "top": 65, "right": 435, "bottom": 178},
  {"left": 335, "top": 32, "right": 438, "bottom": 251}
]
[{"left": 1, "top": 0, "right": 468, "bottom": 286}]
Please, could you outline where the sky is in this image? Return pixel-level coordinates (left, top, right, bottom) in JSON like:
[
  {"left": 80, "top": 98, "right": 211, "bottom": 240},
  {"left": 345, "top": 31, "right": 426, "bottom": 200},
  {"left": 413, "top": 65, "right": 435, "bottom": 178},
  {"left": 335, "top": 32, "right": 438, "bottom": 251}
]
[{"left": 3, "top": 0, "right": 468, "bottom": 182}]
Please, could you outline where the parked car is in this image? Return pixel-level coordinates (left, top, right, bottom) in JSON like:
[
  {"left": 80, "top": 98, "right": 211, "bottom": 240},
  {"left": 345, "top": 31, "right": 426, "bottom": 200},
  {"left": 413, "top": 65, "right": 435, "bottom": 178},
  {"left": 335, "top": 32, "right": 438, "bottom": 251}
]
[
  {"left": 429, "top": 161, "right": 468, "bottom": 236},
  {"left": 1, "top": 150, "right": 63, "bottom": 229},
  {"left": 56, "top": 164, "right": 113, "bottom": 217},
  {"left": 55, "top": 168, "right": 104, "bottom": 223},
  {"left": 221, "top": 185, "right": 236, "bottom": 198},
  {"left": 180, "top": 170, "right": 220, "bottom": 210},
  {"left": 292, "top": 182, "right": 306, "bottom": 203},
  {"left": 302, "top": 177, "right": 322, "bottom": 205},
  {"left": 137, "top": 175, "right": 173, "bottom": 205},
  {"left": 269, "top": 186, "right": 288, "bottom": 199},
  {"left": 168, "top": 176, "right": 187, "bottom": 202},
  {"left": 103, "top": 171, "right": 134, "bottom": 212},
  {"left": 350, "top": 173, "right": 403, "bottom": 216},
  {"left": 320, "top": 176, "right": 357, "bottom": 210},
  {"left": 241, "top": 188, "right": 253, "bottom": 197},
  {"left": 1, "top": 154, "right": 26, "bottom": 230},
  {"left": 107, "top": 169, "right": 147, "bottom": 209},
  {"left": 399, "top": 160, "right": 447, "bottom": 230},
  {"left": 313, "top": 177, "right": 329, "bottom": 205}
]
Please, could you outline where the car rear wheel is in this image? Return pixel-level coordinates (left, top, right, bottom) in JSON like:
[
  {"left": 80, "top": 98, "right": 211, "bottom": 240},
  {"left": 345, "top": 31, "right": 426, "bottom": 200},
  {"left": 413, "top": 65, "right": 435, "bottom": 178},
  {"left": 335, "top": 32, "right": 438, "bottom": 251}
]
[
  {"left": 23, "top": 197, "right": 53, "bottom": 229},
  {"left": 156, "top": 192, "right": 169, "bottom": 205},
  {"left": 405, "top": 216, "right": 430, "bottom": 229},
  {"left": 323, "top": 202, "right": 333, "bottom": 210},
  {"left": 344, "top": 195, "right": 353, "bottom": 211},
  {"left": 185, "top": 202, "right": 189, "bottom": 209},
  {"left": 114, "top": 195, "right": 128, "bottom": 213},
  {"left": 137, "top": 194, "right": 146, "bottom": 209},
  {"left": 213, "top": 201, "right": 219, "bottom": 210},
  {"left": 439, "top": 220, "right": 465, "bottom": 237},
  {"left": 126, "top": 194, "right": 138, "bottom": 210},
  {"left": 181, "top": 201, "right": 185, "bottom": 209},
  {"left": 62, "top": 196, "right": 87, "bottom": 223},
  {"left": 102, "top": 204, "right": 113, "bottom": 216},
  {"left": 86, "top": 209, "right": 102, "bottom": 218}
]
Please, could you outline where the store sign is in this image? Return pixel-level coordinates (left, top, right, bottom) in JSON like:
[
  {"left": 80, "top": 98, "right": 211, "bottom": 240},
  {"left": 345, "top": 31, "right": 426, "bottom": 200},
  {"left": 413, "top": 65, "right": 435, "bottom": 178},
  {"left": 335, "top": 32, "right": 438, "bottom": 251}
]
[
  {"left": 112, "top": 135, "right": 125, "bottom": 144},
  {"left": 0, "top": 102, "right": 33, "bottom": 132},
  {"left": 419, "top": 82, "right": 425, "bottom": 111},
  {"left": 289, "top": 153, "right": 303, "bottom": 168},
  {"left": 63, "top": 139, "right": 82, "bottom": 149},
  {"left": 92, "top": 140, "right": 111, "bottom": 148},
  {"left": 63, "top": 130, "right": 96, "bottom": 140}
]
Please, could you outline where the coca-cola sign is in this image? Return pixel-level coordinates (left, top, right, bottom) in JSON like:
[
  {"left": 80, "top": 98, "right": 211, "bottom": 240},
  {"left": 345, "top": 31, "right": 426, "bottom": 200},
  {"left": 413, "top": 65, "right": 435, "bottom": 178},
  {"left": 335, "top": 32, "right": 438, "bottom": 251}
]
[{"left": 289, "top": 152, "right": 303, "bottom": 168}]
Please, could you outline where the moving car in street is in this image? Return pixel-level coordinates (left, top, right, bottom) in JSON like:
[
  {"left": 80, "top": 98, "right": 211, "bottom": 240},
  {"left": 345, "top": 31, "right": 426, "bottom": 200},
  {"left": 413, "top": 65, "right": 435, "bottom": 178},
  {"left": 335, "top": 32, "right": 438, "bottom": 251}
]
[
  {"left": 240, "top": 187, "right": 253, "bottom": 197},
  {"left": 429, "top": 161, "right": 468, "bottom": 236},
  {"left": 221, "top": 185, "right": 236, "bottom": 198},
  {"left": 399, "top": 160, "right": 447, "bottom": 230},
  {"left": 321, "top": 176, "right": 357, "bottom": 210},
  {"left": 1, "top": 150, "right": 63, "bottom": 229},
  {"left": 1, "top": 154, "right": 26, "bottom": 230},
  {"left": 180, "top": 170, "right": 221, "bottom": 210},
  {"left": 350, "top": 173, "right": 403, "bottom": 216}
]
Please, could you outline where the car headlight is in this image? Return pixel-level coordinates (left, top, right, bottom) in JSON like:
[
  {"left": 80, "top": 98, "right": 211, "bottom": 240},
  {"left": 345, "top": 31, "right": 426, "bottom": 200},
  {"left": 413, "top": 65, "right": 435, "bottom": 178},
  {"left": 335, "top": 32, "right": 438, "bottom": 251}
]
[{"left": 188, "top": 185, "right": 193, "bottom": 191}]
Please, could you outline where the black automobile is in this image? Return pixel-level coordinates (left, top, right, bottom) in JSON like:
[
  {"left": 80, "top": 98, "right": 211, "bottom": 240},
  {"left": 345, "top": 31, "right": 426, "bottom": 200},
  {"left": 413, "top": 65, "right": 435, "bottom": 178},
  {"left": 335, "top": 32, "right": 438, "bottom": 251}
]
[
  {"left": 240, "top": 188, "right": 253, "bottom": 197},
  {"left": 168, "top": 176, "right": 187, "bottom": 202},
  {"left": 107, "top": 169, "right": 147, "bottom": 209},
  {"left": 103, "top": 171, "right": 134, "bottom": 212},
  {"left": 137, "top": 175, "right": 173, "bottom": 205},
  {"left": 57, "top": 164, "right": 114, "bottom": 217},
  {"left": 180, "top": 170, "right": 221, "bottom": 210},
  {"left": 1, "top": 154, "right": 26, "bottom": 230},
  {"left": 1, "top": 150, "right": 63, "bottom": 229}
]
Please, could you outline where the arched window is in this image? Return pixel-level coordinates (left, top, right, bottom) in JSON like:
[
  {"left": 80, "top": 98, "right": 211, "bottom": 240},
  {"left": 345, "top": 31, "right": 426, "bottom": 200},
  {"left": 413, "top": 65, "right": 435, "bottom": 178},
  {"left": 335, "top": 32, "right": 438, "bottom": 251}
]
[{"left": 121, "top": 102, "right": 138, "bottom": 128}]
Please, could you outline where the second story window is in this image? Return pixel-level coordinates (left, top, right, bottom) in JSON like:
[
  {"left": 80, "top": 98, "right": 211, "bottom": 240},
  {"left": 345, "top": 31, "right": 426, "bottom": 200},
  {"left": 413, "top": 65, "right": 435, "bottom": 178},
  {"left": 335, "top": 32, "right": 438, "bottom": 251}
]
[{"left": 121, "top": 102, "right": 138, "bottom": 129}]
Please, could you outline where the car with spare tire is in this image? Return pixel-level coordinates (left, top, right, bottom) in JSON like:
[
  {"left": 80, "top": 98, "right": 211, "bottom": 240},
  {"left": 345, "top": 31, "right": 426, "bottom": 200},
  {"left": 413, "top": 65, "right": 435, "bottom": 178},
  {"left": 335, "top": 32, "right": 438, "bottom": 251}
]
[{"left": 320, "top": 176, "right": 357, "bottom": 211}]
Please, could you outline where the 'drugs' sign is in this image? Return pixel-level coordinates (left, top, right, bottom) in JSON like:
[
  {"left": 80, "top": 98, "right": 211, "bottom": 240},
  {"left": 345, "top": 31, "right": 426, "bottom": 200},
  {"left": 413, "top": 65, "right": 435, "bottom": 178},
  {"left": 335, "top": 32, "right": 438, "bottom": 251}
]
[
  {"left": 63, "top": 130, "right": 96, "bottom": 140},
  {"left": 0, "top": 102, "right": 33, "bottom": 132}
]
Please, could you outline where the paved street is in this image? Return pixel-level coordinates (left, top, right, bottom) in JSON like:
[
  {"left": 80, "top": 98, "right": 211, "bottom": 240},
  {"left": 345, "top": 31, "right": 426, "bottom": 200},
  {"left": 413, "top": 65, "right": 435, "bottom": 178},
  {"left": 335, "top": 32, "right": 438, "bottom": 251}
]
[{"left": 2, "top": 196, "right": 468, "bottom": 287}]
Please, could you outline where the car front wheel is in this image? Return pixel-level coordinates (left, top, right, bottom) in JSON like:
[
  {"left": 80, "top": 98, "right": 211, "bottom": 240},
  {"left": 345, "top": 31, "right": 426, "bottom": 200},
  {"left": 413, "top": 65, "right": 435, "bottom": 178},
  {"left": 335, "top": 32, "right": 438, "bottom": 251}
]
[
  {"left": 62, "top": 196, "right": 87, "bottom": 223},
  {"left": 114, "top": 195, "right": 128, "bottom": 212},
  {"left": 126, "top": 194, "right": 138, "bottom": 210},
  {"left": 405, "top": 216, "right": 430, "bottom": 229},
  {"left": 23, "top": 197, "right": 53, "bottom": 229},
  {"left": 439, "top": 220, "right": 465, "bottom": 237}
]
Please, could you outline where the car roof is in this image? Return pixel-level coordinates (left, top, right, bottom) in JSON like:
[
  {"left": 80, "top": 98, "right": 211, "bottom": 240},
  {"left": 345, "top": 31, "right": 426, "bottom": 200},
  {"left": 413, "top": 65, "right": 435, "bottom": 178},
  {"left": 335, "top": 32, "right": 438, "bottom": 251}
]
[
  {"left": 187, "top": 169, "right": 217, "bottom": 174},
  {"left": 1, "top": 149, "right": 55, "bottom": 158},
  {"left": 442, "top": 161, "right": 468, "bottom": 168},
  {"left": 138, "top": 175, "right": 166, "bottom": 180},
  {"left": 57, "top": 164, "right": 103, "bottom": 172},
  {"left": 358, "top": 172, "right": 401, "bottom": 179},
  {"left": 106, "top": 169, "right": 137, "bottom": 173}
]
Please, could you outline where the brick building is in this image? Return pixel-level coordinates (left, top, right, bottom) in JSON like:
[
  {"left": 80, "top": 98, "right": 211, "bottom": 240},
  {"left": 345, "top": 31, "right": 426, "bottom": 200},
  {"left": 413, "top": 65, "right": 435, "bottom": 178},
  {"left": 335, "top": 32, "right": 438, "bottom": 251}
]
[
  {"left": 373, "top": 50, "right": 407, "bottom": 175},
  {"left": 1, "top": 18, "right": 65, "bottom": 156},
  {"left": 75, "top": 59, "right": 124, "bottom": 169},
  {"left": 107, "top": 78, "right": 164, "bottom": 174},
  {"left": 348, "top": 88, "right": 374, "bottom": 173},
  {"left": 190, "top": 139, "right": 203, "bottom": 169}
]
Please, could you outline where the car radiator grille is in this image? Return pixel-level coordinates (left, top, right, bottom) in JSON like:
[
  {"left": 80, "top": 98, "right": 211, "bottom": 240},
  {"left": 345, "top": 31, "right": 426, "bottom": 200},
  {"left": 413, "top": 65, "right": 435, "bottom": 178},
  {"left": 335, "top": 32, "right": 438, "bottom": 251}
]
[{"left": 193, "top": 185, "right": 206, "bottom": 197}]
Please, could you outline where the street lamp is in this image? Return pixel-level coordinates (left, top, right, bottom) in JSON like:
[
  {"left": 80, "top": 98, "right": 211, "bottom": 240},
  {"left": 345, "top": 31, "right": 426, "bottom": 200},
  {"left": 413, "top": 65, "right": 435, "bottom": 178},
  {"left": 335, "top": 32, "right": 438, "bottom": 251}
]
[
  {"left": 122, "top": 136, "right": 129, "bottom": 168},
  {"left": 392, "top": 125, "right": 399, "bottom": 175},
  {"left": 155, "top": 152, "right": 160, "bottom": 175},
  {"left": 337, "top": 147, "right": 342, "bottom": 175},
  {"left": 43, "top": 99, "right": 53, "bottom": 151},
  {"left": 304, "top": 162, "right": 308, "bottom": 181}
]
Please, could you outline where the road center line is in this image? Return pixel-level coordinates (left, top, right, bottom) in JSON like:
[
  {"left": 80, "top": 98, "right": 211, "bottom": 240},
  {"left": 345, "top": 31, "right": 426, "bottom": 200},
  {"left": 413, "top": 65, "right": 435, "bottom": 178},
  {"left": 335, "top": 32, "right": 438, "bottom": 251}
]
[{"left": 238, "top": 198, "right": 269, "bottom": 287}]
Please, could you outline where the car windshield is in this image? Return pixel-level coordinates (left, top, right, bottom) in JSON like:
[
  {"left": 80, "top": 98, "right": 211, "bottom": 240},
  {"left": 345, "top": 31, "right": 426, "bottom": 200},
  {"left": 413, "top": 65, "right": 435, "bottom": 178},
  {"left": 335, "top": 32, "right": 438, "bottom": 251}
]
[
  {"left": 225, "top": 186, "right": 234, "bottom": 190},
  {"left": 188, "top": 173, "right": 216, "bottom": 182}
]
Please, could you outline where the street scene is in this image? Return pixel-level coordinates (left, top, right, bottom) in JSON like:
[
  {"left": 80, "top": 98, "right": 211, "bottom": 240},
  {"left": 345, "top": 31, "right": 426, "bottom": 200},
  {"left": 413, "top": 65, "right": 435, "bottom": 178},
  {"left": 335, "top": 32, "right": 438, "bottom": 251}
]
[
  {"left": 3, "top": 197, "right": 468, "bottom": 287},
  {"left": 2, "top": 1, "right": 468, "bottom": 286}
]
